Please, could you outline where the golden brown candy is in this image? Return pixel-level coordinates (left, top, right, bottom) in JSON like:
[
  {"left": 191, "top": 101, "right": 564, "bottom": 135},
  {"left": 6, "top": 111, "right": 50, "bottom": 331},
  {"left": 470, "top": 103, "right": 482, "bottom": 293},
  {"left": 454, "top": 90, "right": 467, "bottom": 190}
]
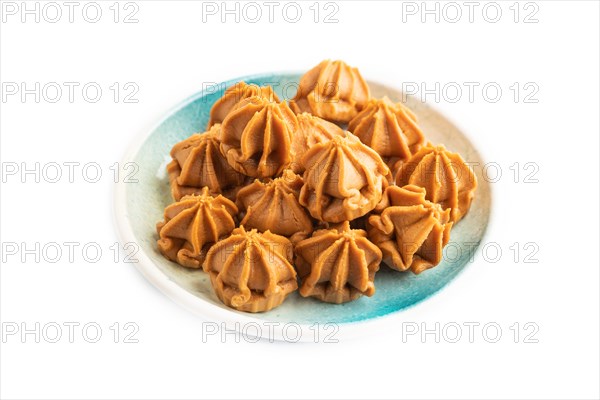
[
  {"left": 367, "top": 185, "right": 452, "bottom": 274},
  {"left": 294, "top": 221, "right": 382, "bottom": 303},
  {"left": 167, "top": 124, "right": 247, "bottom": 201},
  {"left": 290, "top": 60, "right": 370, "bottom": 123},
  {"left": 220, "top": 96, "right": 298, "bottom": 178},
  {"left": 156, "top": 187, "right": 238, "bottom": 268},
  {"left": 203, "top": 226, "right": 297, "bottom": 312},
  {"left": 236, "top": 169, "right": 313, "bottom": 243},
  {"left": 348, "top": 96, "right": 425, "bottom": 161},
  {"left": 395, "top": 144, "right": 477, "bottom": 222},
  {"left": 289, "top": 112, "right": 345, "bottom": 173},
  {"left": 207, "top": 82, "right": 280, "bottom": 128},
  {"left": 299, "top": 131, "right": 390, "bottom": 223}
]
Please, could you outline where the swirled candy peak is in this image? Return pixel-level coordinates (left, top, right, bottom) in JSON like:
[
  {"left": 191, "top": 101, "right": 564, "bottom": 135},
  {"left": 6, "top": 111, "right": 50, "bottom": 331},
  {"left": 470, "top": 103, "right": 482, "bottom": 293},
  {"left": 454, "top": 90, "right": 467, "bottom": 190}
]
[
  {"left": 208, "top": 81, "right": 280, "bottom": 128},
  {"left": 220, "top": 96, "right": 298, "bottom": 178},
  {"left": 299, "top": 131, "right": 390, "bottom": 223},
  {"left": 290, "top": 59, "right": 370, "bottom": 123},
  {"left": 203, "top": 226, "right": 297, "bottom": 312}
]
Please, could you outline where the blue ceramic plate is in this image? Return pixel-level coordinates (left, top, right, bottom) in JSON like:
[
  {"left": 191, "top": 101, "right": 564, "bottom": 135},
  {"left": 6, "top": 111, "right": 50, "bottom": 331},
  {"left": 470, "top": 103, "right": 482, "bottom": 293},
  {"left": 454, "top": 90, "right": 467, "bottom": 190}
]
[{"left": 114, "top": 73, "right": 491, "bottom": 340}]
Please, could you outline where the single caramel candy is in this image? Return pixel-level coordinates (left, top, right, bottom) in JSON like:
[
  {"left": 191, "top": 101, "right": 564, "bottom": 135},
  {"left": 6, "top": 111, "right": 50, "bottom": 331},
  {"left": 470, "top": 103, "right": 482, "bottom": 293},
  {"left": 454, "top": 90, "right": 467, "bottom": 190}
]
[
  {"left": 207, "top": 82, "right": 280, "bottom": 128},
  {"left": 367, "top": 185, "right": 452, "bottom": 274},
  {"left": 220, "top": 96, "right": 298, "bottom": 178},
  {"left": 156, "top": 187, "right": 238, "bottom": 268},
  {"left": 289, "top": 112, "right": 345, "bottom": 173},
  {"left": 236, "top": 169, "right": 313, "bottom": 243},
  {"left": 294, "top": 221, "right": 382, "bottom": 303},
  {"left": 395, "top": 144, "right": 477, "bottom": 222},
  {"left": 348, "top": 96, "right": 425, "bottom": 161},
  {"left": 299, "top": 131, "right": 390, "bottom": 223},
  {"left": 289, "top": 59, "right": 370, "bottom": 123},
  {"left": 167, "top": 124, "right": 247, "bottom": 201},
  {"left": 203, "top": 226, "right": 297, "bottom": 313}
]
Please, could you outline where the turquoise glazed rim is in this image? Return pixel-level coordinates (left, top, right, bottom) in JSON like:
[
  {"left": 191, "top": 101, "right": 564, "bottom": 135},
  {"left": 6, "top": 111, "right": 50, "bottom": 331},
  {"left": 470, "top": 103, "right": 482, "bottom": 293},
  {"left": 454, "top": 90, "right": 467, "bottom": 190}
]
[{"left": 115, "top": 73, "right": 491, "bottom": 331}]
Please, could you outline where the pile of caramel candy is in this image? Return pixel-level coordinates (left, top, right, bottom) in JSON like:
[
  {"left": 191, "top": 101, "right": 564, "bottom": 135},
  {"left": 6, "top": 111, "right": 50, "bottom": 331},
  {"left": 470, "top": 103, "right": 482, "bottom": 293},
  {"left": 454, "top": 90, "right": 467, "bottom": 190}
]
[{"left": 156, "top": 60, "right": 477, "bottom": 312}]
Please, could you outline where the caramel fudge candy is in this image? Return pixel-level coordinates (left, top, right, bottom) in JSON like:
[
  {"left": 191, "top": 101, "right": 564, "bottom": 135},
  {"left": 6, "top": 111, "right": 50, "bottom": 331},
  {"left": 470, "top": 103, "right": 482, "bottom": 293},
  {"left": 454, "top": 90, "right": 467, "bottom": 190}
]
[
  {"left": 203, "top": 226, "right": 297, "bottom": 312},
  {"left": 299, "top": 131, "right": 390, "bottom": 223},
  {"left": 295, "top": 221, "right": 381, "bottom": 303},
  {"left": 220, "top": 96, "right": 298, "bottom": 178},
  {"left": 157, "top": 187, "right": 238, "bottom": 268},
  {"left": 368, "top": 185, "right": 452, "bottom": 274},
  {"left": 290, "top": 59, "right": 370, "bottom": 123}
]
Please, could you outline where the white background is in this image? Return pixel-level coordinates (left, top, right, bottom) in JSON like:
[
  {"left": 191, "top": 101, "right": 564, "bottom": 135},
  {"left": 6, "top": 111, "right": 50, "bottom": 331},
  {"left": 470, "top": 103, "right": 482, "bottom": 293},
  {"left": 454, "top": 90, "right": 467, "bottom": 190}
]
[{"left": 1, "top": 1, "right": 599, "bottom": 399}]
